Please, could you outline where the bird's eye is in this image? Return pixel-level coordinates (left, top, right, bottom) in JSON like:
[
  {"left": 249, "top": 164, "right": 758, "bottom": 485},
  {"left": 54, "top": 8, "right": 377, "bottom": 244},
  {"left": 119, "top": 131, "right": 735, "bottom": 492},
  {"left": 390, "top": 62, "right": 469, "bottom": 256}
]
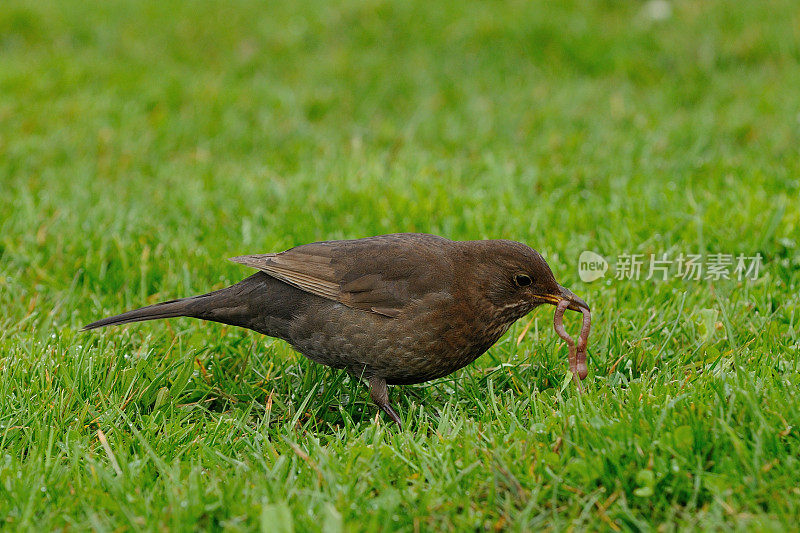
[{"left": 514, "top": 274, "right": 532, "bottom": 287}]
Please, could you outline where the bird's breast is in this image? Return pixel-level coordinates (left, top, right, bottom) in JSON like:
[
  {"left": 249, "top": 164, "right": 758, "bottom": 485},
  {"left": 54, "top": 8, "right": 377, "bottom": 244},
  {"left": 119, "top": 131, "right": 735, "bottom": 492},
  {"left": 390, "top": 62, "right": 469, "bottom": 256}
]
[
  {"left": 284, "top": 292, "right": 523, "bottom": 386},
  {"left": 375, "top": 294, "right": 519, "bottom": 384}
]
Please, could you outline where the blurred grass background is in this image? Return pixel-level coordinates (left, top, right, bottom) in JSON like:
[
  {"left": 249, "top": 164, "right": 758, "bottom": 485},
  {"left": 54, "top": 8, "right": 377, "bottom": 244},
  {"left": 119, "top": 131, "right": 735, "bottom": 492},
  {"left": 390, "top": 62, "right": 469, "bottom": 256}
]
[{"left": 1, "top": 0, "right": 799, "bottom": 530}]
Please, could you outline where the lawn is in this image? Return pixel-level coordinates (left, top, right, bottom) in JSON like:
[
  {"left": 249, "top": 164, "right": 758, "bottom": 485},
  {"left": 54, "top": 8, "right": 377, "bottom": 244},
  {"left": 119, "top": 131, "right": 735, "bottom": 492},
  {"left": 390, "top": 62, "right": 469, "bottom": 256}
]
[{"left": 1, "top": 0, "right": 799, "bottom": 530}]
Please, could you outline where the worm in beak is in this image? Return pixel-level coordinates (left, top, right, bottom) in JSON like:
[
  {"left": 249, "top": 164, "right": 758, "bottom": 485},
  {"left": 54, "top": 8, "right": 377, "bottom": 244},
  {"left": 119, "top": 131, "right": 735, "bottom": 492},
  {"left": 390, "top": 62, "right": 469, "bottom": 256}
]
[{"left": 552, "top": 288, "right": 591, "bottom": 390}]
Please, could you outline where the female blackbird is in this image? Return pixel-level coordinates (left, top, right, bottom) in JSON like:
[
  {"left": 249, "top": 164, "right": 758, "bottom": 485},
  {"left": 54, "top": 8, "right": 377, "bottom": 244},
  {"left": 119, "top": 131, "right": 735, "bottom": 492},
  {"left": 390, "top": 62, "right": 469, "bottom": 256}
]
[{"left": 84, "top": 233, "right": 589, "bottom": 427}]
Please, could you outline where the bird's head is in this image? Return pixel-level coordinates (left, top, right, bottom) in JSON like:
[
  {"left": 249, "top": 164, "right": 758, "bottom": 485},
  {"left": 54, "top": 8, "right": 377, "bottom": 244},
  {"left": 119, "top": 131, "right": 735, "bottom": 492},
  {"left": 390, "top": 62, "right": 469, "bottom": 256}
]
[{"left": 465, "top": 240, "right": 589, "bottom": 320}]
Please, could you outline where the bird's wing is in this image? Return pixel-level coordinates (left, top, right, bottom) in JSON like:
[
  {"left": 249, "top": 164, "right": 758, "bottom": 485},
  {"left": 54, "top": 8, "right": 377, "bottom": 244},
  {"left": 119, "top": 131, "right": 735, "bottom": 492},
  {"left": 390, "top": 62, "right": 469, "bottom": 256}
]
[{"left": 229, "top": 233, "right": 453, "bottom": 318}]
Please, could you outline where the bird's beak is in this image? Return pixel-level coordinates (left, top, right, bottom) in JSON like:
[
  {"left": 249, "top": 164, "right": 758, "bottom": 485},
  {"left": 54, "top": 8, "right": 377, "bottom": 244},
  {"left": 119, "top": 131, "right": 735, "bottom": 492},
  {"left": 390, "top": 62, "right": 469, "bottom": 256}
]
[{"left": 548, "top": 285, "right": 590, "bottom": 312}]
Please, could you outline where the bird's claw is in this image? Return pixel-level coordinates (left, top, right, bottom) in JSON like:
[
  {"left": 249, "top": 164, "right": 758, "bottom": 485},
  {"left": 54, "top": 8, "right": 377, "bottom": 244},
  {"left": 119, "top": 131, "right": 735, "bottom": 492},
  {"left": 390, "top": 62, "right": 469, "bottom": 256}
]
[{"left": 369, "top": 376, "right": 403, "bottom": 429}]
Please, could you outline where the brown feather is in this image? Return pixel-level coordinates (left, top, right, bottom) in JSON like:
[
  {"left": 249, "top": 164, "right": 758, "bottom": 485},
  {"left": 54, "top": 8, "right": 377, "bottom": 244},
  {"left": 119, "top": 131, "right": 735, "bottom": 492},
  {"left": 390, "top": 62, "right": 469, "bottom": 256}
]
[{"left": 229, "top": 233, "right": 454, "bottom": 318}]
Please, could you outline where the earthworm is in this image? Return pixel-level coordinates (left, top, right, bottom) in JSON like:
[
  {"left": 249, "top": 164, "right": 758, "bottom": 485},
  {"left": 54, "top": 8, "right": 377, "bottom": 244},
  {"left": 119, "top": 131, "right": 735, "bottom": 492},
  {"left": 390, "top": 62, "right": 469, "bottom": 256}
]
[{"left": 554, "top": 300, "right": 591, "bottom": 390}]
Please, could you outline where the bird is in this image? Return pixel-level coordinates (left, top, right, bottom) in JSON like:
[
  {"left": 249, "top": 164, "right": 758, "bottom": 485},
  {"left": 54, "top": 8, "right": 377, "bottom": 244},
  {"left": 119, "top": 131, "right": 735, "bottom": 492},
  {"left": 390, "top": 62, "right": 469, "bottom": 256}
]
[{"left": 83, "top": 233, "right": 590, "bottom": 428}]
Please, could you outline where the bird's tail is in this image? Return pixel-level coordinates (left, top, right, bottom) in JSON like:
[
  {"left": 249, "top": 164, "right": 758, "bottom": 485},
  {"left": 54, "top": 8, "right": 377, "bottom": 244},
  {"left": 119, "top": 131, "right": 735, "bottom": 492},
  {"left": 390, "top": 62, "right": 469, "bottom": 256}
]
[
  {"left": 81, "top": 293, "right": 217, "bottom": 331},
  {"left": 81, "top": 273, "right": 300, "bottom": 338},
  {"left": 81, "top": 274, "right": 258, "bottom": 331}
]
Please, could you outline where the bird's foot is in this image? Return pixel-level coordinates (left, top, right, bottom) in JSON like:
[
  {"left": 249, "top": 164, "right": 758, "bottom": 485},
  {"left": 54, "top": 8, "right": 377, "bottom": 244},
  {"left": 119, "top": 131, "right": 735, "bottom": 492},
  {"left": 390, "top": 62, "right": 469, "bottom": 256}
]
[{"left": 368, "top": 376, "right": 403, "bottom": 429}]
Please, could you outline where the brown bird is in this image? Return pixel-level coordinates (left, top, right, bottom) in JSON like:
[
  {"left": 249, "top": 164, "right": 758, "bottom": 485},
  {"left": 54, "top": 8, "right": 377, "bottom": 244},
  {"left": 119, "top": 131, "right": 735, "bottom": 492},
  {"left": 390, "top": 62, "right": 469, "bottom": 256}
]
[{"left": 83, "top": 233, "right": 590, "bottom": 427}]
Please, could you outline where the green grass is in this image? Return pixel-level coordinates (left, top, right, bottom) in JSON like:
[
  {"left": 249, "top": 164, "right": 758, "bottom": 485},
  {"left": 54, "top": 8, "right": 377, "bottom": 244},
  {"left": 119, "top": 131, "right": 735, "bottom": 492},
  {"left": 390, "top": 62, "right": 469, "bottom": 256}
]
[{"left": 2, "top": 0, "right": 800, "bottom": 530}]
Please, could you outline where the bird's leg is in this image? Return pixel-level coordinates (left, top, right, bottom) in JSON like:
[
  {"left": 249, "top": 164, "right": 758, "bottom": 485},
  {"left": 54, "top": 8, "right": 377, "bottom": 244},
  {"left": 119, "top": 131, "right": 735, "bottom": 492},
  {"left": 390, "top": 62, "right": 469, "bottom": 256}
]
[{"left": 368, "top": 376, "right": 402, "bottom": 428}]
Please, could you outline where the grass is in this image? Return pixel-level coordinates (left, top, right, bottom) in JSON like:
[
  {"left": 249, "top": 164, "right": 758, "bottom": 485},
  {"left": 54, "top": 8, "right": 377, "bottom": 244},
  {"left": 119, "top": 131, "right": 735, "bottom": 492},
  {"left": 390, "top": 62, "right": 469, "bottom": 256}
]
[{"left": 1, "top": 0, "right": 799, "bottom": 530}]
